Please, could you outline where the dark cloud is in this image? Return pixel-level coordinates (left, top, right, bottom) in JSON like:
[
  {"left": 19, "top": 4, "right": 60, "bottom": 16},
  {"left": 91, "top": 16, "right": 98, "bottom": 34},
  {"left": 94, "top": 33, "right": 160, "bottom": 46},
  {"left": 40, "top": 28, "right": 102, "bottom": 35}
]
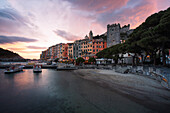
[
  {"left": 54, "top": 29, "right": 80, "bottom": 41},
  {"left": 27, "top": 46, "right": 47, "bottom": 49},
  {"left": 0, "top": 8, "right": 36, "bottom": 34},
  {"left": 95, "top": 0, "right": 156, "bottom": 28},
  {"left": 64, "top": 0, "right": 128, "bottom": 13},
  {"left": 0, "top": 35, "right": 37, "bottom": 44}
]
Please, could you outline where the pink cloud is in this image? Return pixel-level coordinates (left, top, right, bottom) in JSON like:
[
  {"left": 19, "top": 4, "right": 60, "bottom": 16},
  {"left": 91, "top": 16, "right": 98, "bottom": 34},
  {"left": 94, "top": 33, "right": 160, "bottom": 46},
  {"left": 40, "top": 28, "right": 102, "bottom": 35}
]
[{"left": 65, "top": 0, "right": 129, "bottom": 13}]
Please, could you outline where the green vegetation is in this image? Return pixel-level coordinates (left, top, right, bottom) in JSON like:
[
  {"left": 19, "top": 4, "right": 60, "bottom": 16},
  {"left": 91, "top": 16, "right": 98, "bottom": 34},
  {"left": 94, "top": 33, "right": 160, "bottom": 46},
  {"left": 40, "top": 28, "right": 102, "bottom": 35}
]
[
  {"left": 76, "top": 57, "right": 85, "bottom": 64},
  {"left": 97, "top": 7, "right": 170, "bottom": 66},
  {"left": 88, "top": 57, "right": 96, "bottom": 63}
]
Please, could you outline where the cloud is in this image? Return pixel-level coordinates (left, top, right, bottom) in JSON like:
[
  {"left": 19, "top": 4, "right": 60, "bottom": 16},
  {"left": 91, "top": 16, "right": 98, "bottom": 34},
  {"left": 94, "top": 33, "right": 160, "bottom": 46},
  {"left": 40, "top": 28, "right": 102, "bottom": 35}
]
[
  {"left": 95, "top": 0, "right": 158, "bottom": 28},
  {"left": 27, "top": 46, "right": 47, "bottom": 49},
  {"left": 0, "top": 7, "right": 38, "bottom": 35},
  {"left": 0, "top": 35, "right": 37, "bottom": 44},
  {"left": 17, "top": 51, "right": 41, "bottom": 53},
  {"left": 64, "top": 0, "right": 128, "bottom": 13},
  {"left": 8, "top": 47, "right": 26, "bottom": 51},
  {"left": 54, "top": 29, "right": 80, "bottom": 41}
]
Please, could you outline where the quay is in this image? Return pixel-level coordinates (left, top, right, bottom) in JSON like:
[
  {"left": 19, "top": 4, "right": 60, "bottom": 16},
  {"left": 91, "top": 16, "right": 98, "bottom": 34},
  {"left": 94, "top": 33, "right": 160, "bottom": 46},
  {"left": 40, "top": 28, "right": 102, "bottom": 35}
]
[{"left": 0, "top": 65, "right": 57, "bottom": 69}]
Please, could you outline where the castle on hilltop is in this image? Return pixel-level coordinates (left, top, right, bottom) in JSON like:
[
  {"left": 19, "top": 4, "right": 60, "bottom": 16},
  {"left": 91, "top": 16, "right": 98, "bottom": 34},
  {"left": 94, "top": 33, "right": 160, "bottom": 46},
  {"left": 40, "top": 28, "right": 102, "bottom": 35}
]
[{"left": 107, "top": 23, "right": 133, "bottom": 47}]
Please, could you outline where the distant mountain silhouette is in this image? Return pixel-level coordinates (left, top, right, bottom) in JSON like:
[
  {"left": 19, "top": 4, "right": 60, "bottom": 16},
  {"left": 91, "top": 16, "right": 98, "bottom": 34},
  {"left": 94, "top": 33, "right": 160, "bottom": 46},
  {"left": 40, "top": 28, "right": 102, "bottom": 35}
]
[{"left": 0, "top": 48, "right": 23, "bottom": 59}]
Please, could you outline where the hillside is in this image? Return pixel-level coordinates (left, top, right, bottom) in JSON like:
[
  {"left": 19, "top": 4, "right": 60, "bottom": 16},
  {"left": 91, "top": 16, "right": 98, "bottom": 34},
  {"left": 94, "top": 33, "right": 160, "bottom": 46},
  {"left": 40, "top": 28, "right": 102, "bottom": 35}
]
[
  {"left": 97, "top": 7, "right": 170, "bottom": 66},
  {"left": 0, "top": 48, "right": 23, "bottom": 59}
]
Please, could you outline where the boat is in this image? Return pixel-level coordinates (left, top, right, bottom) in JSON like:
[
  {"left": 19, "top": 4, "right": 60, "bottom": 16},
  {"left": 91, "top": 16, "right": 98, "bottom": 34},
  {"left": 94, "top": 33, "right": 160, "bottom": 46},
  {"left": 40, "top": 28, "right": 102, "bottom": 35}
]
[
  {"left": 4, "top": 65, "right": 23, "bottom": 74},
  {"left": 33, "top": 65, "right": 42, "bottom": 73}
]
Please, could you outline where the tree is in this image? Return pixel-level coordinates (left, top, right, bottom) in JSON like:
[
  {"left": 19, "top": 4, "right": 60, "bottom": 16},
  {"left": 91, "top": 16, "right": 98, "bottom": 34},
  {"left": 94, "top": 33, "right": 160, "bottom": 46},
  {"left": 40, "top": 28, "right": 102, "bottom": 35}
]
[
  {"left": 76, "top": 57, "right": 85, "bottom": 64},
  {"left": 97, "top": 7, "right": 170, "bottom": 66},
  {"left": 88, "top": 57, "right": 96, "bottom": 64}
]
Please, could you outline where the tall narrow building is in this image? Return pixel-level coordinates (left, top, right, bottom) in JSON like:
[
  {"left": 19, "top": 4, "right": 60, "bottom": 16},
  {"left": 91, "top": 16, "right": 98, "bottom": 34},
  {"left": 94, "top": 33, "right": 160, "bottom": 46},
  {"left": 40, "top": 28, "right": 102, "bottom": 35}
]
[{"left": 89, "top": 30, "right": 93, "bottom": 40}]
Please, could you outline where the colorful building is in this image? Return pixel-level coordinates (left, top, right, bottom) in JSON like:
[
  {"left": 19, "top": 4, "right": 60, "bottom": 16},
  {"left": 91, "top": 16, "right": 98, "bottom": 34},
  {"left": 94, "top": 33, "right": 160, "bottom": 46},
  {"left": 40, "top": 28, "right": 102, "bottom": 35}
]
[
  {"left": 92, "top": 39, "right": 107, "bottom": 55},
  {"left": 60, "top": 43, "right": 68, "bottom": 59},
  {"left": 40, "top": 30, "right": 108, "bottom": 61}
]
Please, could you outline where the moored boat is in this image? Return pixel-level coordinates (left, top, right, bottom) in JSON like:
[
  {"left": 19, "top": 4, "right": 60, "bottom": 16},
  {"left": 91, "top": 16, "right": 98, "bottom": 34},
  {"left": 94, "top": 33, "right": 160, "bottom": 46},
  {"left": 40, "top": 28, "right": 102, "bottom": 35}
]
[
  {"left": 33, "top": 65, "right": 42, "bottom": 73},
  {"left": 4, "top": 65, "right": 23, "bottom": 74}
]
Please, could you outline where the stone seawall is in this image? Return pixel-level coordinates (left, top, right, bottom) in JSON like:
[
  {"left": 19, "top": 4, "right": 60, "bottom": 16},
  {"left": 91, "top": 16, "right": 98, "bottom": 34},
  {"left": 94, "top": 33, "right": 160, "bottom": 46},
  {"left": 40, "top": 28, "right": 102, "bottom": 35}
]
[{"left": 115, "top": 65, "right": 170, "bottom": 89}]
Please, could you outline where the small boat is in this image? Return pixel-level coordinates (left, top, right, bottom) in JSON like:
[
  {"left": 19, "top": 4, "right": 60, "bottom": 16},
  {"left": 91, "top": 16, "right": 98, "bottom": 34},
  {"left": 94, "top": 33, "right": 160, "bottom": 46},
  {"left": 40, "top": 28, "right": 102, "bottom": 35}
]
[
  {"left": 33, "top": 65, "right": 42, "bottom": 73},
  {"left": 4, "top": 65, "right": 22, "bottom": 74}
]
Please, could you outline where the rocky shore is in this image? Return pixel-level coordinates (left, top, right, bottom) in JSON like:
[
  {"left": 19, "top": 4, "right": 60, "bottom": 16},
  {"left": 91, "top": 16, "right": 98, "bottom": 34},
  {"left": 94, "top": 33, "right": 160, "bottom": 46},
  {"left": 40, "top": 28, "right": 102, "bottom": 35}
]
[{"left": 74, "top": 69, "right": 170, "bottom": 113}]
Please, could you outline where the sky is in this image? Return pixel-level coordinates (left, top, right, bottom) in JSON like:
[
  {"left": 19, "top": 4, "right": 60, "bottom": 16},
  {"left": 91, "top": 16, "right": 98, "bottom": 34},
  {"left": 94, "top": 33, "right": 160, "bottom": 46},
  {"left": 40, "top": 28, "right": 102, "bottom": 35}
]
[{"left": 0, "top": 0, "right": 169, "bottom": 59}]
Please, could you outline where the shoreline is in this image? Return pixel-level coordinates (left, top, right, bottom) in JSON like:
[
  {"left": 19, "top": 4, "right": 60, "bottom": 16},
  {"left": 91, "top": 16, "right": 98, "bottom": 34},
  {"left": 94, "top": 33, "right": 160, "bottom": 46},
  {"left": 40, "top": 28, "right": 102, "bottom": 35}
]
[{"left": 74, "top": 69, "right": 170, "bottom": 113}]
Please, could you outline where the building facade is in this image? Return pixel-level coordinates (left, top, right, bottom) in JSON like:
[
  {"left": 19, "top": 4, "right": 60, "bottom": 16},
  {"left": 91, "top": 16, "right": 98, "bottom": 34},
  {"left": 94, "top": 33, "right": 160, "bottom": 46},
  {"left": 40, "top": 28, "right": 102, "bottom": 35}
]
[
  {"left": 92, "top": 39, "right": 107, "bottom": 55},
  {"left": 107, "top": 23, "right": 132, "bottom": 47},
  {"left": 68, "top": 43, "right": 73, "bottom": 59}
]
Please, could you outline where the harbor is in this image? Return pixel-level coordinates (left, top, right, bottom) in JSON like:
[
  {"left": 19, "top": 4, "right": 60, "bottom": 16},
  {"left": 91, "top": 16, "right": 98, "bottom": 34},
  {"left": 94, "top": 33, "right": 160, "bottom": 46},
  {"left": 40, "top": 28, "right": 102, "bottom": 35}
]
[{"left": 0, "top": 69, "right": 170, "bottom": 113}]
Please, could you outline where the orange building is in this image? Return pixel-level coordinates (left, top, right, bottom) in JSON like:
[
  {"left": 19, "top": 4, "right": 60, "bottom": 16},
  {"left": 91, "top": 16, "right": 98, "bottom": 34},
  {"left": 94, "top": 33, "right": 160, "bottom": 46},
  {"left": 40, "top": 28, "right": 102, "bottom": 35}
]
[
  {"left": 60, "top": 43, "right": 68, "bottom": 59},
  {"left": 92, "top": 39, "right": 107, "bottom": 55}
]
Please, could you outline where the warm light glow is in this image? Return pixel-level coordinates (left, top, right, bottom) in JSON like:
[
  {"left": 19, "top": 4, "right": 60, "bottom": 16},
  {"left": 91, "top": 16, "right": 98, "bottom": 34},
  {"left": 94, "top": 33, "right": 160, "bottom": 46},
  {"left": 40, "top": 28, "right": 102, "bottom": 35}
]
[{"left": 0, "top": 0, "right": 169, "bottom": 59}]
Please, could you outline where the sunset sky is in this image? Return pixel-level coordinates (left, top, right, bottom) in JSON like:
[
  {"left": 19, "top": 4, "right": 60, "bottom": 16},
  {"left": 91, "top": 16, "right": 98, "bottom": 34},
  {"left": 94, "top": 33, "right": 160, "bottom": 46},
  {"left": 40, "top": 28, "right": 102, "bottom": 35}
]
[{"left": 0, "top": 0, "right": 169, "bottom": 59}]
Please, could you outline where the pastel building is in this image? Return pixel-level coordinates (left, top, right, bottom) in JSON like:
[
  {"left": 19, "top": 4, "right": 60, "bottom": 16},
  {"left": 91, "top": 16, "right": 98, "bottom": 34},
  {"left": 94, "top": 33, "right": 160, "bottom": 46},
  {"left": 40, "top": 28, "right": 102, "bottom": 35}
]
[
  {"left": 73, "top": 40, "right": 81, "bottom": 59},
  {"left": 60, "top": 43, "right": 68, "bottom": 59},
  {"left": 92, "top": 39, "right": 107, "bottom": 55}
]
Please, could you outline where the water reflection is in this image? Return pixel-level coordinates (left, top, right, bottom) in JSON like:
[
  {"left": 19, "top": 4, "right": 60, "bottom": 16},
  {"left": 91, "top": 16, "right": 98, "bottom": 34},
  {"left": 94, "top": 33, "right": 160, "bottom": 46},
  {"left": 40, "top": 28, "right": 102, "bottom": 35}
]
[
  {"left": 34, "top": 72, "right": 42, "bottom": 83},
  {"left": 0, "top": 69, "right": 156, "bottom": 113}
]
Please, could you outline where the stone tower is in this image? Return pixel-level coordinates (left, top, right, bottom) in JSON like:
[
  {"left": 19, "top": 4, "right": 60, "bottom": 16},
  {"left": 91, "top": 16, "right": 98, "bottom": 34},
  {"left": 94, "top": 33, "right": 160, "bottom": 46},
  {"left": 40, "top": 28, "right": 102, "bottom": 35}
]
[
  {"left": 107, "top": 23, "right": 131, "bottom": 47},
  {"left": 89, "top": 30, "right": 93, "bottom": 40},
  {"left": 107, "top": 23, "right": 121, "bottom": 47}
]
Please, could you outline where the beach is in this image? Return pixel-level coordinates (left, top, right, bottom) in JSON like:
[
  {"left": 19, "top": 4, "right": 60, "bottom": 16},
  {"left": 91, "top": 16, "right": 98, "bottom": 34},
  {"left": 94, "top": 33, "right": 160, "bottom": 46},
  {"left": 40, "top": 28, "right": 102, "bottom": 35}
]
[{"left": 74, "top": 69, "right": 170, "bottom": 112}]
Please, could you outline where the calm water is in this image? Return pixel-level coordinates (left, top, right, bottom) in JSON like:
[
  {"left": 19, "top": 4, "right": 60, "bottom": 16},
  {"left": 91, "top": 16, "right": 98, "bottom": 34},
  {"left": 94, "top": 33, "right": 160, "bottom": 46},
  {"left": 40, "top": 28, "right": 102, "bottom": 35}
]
[{"left": 0, "top": 69, "right": 154, "bottom": 113}]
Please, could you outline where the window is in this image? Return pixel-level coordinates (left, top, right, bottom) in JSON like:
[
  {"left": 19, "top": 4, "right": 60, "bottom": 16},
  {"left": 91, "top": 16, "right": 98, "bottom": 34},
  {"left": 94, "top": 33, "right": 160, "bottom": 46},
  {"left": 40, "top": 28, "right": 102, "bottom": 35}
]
[
  {"left": 88, "top": 49, "right": 89, "bottom": 51},
  {"left": 93, "top": 50, "right": 95, "bottom": 52},
  {"left": 90, "top": 49, "right": 92, "bottom": 51},
  {"left": 93, "top": 46, "right": 94, "bottom": 48},
  {"left": 88, "top": 45, "right": 89, "bottom": 47},
  {"left": 93, "top": 42, "right": 95, "bottom": 44},
  {"left": 99, "top": 46, "right": 101, "bottom": 48},
  {"left": 96, "top": 49, "right": 98, "bottom": 52},
  {"left": 91, "top": 45, "right": 92, "bottom": 47},
  {"left": 96, "top": 42, "right": 98, "bottom": 44},
  {"left": 99, "top": 42, "right": 101, "bottom": 44},
  {"left": 103, "top": 45, "right": 105, "bottom": 48},
  {"left": 96, "top": 46, "right": 98, "bottom": 48}
]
